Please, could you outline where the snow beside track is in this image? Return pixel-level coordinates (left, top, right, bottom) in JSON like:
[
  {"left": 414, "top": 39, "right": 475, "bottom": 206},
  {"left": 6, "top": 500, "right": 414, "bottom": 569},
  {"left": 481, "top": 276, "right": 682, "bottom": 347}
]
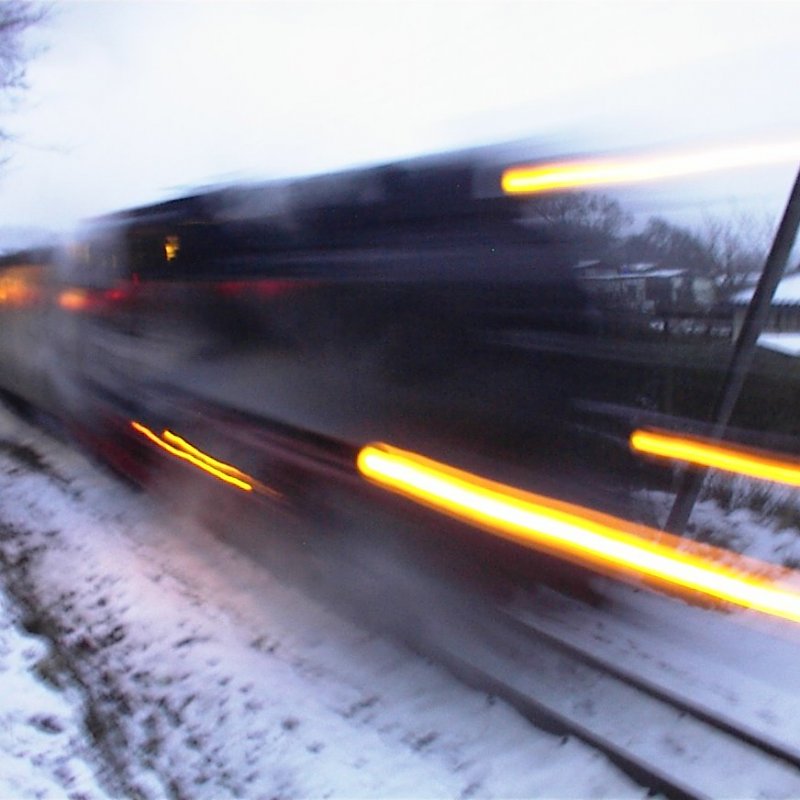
[
  {"left": 0, "top": 405, "right": 643, "bottom": 799},
  {"left": 0, "top": 589, "right": 112, "bottom": 799}
]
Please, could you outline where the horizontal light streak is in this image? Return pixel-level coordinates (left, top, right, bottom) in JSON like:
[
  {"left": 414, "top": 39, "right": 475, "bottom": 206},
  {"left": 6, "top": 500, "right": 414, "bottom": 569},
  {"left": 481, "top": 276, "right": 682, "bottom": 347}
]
[
  {"left": 501, "top": 139, "right": 800, "bottom": 195},
  {"left": 357, "top": 443, "right": 800, "bottom": 623},
  {"left": 0, "top": 273, "right": 39, "bottom": 307},
  {"left": 161, "top": 430, "right": 252, "bottom": 481},
  {"left": 57, "top": 285, "right": 132, "bottom": 313},
  {"left": 631, "top": 429, "right": 800, "bottom": 488},
  {"left": 131, "top": 421, "right": 253, "bottom": 492},
  {"left": 57, "top": 289, "right": 90, "bottom": 311}
]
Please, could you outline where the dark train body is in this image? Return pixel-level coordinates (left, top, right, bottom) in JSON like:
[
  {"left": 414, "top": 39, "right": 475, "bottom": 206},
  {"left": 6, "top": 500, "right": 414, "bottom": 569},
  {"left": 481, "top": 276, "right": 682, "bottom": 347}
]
[{"left": 2, "top": 144, "right": 795, "bottom": 593}]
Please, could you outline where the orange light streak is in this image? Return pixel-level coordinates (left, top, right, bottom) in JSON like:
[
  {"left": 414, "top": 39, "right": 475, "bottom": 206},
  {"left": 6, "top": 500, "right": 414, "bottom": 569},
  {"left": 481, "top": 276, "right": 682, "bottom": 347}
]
[
  {"left": 161, "top": 430, "right": 252, "bottom": 481},
  {"left": 501, "top": 139, "right": 800, "bottom": 195},
  {"left": 57, "top": 289, "right": 90, "bottom": 311},
  {"left": 357, "top": 443, "right": 800, "bottom": 623},
  {"left": 0, "top": 273, "right": 38, "bottom": 307},
  {"left": 131, "top": 421, "right": 253, "bottom": 492},
  {"left": 631, "top": 429, "right": 800, "bottom": 488}
]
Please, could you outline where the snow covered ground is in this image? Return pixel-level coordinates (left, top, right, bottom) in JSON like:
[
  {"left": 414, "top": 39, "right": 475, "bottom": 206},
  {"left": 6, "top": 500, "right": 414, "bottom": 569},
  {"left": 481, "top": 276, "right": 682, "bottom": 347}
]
[
  {"left": 3, "top": 397, "right": 800, "bottom": 798},
  {"left": 0, "top": 404, "right": 645, "bottom": 799},
  {"left": 0, "top": 587, "right": 112, "bottom": 799}
]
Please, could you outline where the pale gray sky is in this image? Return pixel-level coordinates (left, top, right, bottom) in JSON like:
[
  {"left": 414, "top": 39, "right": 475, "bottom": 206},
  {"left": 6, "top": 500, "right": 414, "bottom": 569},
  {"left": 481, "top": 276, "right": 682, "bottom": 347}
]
[{"left": 2, "top": 0, "right": 800, "bottom": 232}]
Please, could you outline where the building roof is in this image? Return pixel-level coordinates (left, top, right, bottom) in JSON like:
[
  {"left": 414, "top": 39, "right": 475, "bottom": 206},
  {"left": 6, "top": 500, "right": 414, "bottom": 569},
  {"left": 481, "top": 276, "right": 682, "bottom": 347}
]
[
  {"left": 578, "top": 268, "right": 685, "bottom": 282},
  {"left": 624, "top": 262, "right": 658, "bottom": 273},
  {"left": 643, "top": 269, "right": 686, "bottom": 279}
]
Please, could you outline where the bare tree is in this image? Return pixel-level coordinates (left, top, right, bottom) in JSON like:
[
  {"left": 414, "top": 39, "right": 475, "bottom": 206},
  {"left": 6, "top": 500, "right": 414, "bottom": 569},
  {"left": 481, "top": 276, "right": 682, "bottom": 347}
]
[
  {"left": 0, "top": 1, "right": 46, "bottom": 150},
  {"left": 521, "top": 192, "right": 633, "bottom": 241},
  {"left": 701, "top": 211, "right": 774, "bottom": 289},
  {"left": 623, "top": 216, "right": 717, "bottom": 275}
]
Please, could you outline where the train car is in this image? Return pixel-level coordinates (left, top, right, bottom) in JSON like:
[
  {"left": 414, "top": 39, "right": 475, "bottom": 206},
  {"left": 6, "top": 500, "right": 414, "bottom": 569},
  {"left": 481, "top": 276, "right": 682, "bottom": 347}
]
[
  {"left": 5, "top": 141, "right": 800, "bottom": 618},
  {"left": 46, "top": 147, "right": 648, "bottom": 513}
]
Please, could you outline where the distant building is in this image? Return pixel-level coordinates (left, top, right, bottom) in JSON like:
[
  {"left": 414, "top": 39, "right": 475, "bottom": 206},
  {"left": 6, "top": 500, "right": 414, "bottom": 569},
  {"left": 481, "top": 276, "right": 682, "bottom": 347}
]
[
  {"left": 731, "top": 271, "right": 800, "bottom": 354},
  {"left": 574, "top": 262, "right": 715, "bottom": 314},
  {"left": 572, "top": 259, "right": 618, "bottom": 279}
]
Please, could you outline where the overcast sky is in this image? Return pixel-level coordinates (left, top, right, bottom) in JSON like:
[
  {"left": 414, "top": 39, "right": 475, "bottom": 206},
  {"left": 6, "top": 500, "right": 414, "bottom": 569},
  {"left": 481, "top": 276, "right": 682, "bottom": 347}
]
[{"left": 2, "top": 0, "right": 800, "bottom": 233}]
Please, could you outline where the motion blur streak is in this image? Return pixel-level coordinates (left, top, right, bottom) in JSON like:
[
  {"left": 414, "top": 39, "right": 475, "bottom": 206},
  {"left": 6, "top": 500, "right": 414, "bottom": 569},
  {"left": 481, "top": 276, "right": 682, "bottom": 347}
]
[
  {"left": 57, "top": 289, "right": 90, "bottom": 312},
  {"left": 501, "top": 139, "right": 800, "bottom": 194},
  {"left": 631, "top": 429, "right": 800, "bottom": 488},
  {"left": 357, "top": 443, "right": 800, "bottom": 623},
  {"left": 131, "top": 422, "right": 254, "bottom": 492},
  {"left": 0, "top": 274, "right": 37, "bottom": 307},
  {"left": 162, "top": 430, "right": 251, "bottom": 481}
]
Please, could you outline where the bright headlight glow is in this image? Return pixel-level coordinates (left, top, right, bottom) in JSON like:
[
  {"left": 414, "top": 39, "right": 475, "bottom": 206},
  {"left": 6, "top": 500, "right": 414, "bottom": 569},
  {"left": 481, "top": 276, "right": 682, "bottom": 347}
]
[
  {"left": 631, "top": 429, "right": 800, "bottom": 488},
  {"left": 357, "top": 443, "right": 800, "bottom": 623},
  {"left": 501, "top": 139, "right": 800, "bottom": 195}
]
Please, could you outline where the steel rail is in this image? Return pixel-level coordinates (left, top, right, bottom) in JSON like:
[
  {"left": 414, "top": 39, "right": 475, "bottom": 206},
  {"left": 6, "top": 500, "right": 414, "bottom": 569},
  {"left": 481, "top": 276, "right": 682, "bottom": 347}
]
[{"left": 422, "top": 601, "right": 800, "bottom": 800}]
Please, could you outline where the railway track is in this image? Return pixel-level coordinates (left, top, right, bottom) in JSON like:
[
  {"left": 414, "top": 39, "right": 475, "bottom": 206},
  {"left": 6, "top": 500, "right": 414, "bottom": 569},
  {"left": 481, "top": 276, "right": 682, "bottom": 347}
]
[
  {"left": 290, "top": 503, "right": 800, "bottom": 799},
  {"left": 416, "top": 598, "right": 800, "bottom": 800}
]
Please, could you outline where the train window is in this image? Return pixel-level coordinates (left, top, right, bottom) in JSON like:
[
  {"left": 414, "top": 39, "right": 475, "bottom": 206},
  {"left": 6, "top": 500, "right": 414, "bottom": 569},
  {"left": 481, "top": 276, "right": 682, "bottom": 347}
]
[
  {"left": 127, "top": 225, "right": 233, "bottom": 278},
  {"left": 164, "top": 235, "right": 180, "bottom": 262}
]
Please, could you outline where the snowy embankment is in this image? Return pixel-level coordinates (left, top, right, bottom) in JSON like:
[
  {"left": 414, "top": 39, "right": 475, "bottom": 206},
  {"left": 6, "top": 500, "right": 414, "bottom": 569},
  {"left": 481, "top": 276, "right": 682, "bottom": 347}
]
[
  {"left": 0, "top": 404, "right": 644, "bottom": 799},
  {"left": 0, "top": 586, "right": 111, "bottom": 799}
]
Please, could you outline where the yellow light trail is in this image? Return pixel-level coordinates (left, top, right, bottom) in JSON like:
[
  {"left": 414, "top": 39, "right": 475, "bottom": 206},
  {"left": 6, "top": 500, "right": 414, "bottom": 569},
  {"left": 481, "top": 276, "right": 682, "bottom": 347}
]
[
  {"left": 631, "top": 429, "right": 800, "bottom": 488},
  {"left": 162, "top": 430, "right": 253, "bottom": 482},
  {"left": 501, "top": 139, "right": 800, "bottom": 195},
  {"left": 131, "top": 421, "right": 253, "bottom": 492},
  {"left": 357, "top": 443, "right": 800, "bottom": 623}
]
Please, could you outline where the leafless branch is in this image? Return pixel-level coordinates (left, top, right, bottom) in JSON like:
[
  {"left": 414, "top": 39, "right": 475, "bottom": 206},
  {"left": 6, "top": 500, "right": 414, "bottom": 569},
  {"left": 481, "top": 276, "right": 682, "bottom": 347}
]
[{"left": 0, "top": 1, "right": 47, "bottom": 155}]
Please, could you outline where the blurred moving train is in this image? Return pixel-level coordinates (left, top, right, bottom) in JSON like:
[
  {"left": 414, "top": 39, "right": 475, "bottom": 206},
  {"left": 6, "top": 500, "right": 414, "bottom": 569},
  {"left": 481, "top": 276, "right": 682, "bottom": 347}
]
[
  {"left": 4, "top": 141, "right": 800, "bottom": 620},
  {"left": 0, "top": 146, "right": 611, "bottom": 493}
]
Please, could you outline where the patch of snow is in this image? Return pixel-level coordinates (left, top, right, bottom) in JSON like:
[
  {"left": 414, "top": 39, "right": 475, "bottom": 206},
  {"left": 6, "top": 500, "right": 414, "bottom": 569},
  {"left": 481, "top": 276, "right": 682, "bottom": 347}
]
[
  {"left": 0, "top": 589, "right": 112, "bottom": 799},
  {"left": 639, "top": 268, "right": 685, "bottom": 278},
  {"left": 757, "top": 332, "right": 800, "bottom": 356},
  {"left": 641, "top": 485, "right": 800, "bottom": 570},
  {"left": 733, "top": 272, "right": 800, "bottom": 305}
]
